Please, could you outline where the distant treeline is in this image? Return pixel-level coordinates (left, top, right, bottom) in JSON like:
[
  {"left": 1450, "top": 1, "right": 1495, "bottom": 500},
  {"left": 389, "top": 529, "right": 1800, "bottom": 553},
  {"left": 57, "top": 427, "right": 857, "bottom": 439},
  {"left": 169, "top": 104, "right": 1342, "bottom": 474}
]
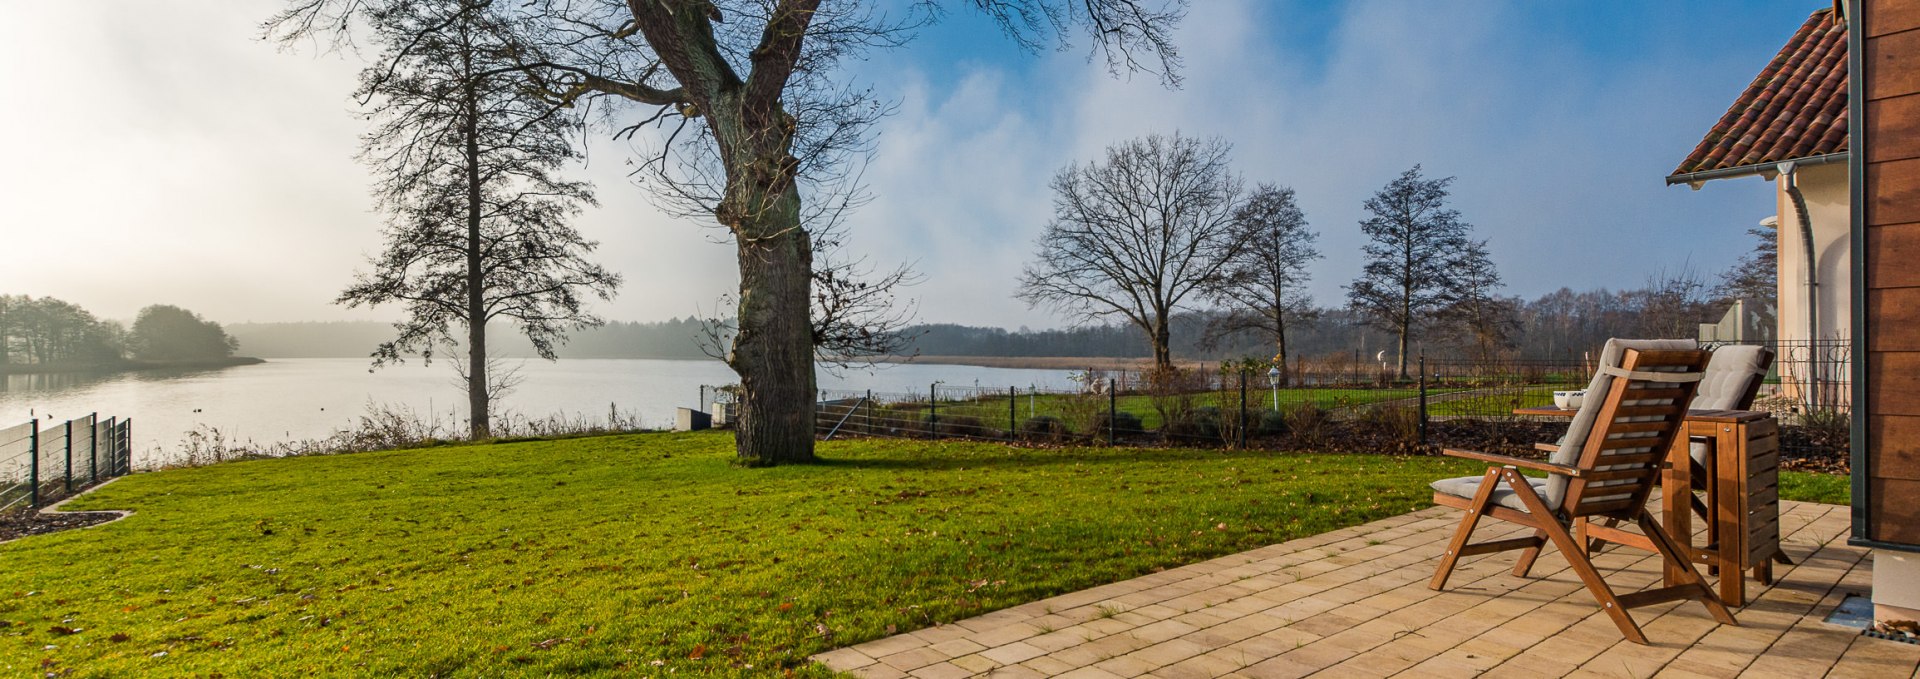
[
  {"left": 1, "top": 296, "right": 246, "bottom": 372},
  {"left": 235, "top": 274, "right": 1741, "bottom": 365}
]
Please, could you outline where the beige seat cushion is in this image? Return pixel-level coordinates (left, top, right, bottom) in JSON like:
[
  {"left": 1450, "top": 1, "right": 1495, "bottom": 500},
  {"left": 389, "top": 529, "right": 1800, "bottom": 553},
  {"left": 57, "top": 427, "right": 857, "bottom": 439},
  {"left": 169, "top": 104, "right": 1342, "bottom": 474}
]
[{"left": 1431, "top": 475, "right": 1551, "bottom": 513}]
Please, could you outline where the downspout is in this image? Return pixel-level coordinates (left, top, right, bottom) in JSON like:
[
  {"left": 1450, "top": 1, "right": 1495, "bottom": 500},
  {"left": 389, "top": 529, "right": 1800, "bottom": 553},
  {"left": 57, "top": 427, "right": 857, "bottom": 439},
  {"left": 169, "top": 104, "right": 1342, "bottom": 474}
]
[{"left": 1780, "top": 160, "right": 1821, "bottom": 409}]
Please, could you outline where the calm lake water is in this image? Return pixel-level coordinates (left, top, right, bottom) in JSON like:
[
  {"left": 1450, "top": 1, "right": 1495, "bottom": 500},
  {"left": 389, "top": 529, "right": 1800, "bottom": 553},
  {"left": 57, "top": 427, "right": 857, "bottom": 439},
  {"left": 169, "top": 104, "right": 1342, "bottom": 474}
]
[{"left": 0, "top": 358, "right": 1081, "bottom": 464}]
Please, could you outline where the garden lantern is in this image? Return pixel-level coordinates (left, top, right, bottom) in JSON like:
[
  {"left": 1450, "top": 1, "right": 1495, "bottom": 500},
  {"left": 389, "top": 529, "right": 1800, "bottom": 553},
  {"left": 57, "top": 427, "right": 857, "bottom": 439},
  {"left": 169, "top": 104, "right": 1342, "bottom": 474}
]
[{"left": 1266, "top": 365, "right": 1281, "bottom": 411}]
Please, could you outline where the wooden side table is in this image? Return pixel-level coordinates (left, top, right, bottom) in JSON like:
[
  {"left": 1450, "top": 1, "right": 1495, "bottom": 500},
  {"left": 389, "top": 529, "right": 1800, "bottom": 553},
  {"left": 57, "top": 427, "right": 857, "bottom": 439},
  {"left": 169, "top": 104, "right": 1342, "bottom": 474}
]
[{"left": 1665, "top": 410, "right": 1787, "bottom": 606}]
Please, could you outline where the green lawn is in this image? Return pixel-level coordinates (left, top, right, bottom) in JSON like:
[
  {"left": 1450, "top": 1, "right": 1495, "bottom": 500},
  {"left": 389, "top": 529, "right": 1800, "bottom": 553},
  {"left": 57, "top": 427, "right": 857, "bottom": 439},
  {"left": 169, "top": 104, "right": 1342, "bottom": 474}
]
[
  {"left": 1423, "top": 385, "right": 1565, "bottom": 417},
  {"left": 0, "top": 432, "right": 1847, "bottom": 677},
  {"left": 1781, "top": 469, "right": 1850, "bottom": 504}
]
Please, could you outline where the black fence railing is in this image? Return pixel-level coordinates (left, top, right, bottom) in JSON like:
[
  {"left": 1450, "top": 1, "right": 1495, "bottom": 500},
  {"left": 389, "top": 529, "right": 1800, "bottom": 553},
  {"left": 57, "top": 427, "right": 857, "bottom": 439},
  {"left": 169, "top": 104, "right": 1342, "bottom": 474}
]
[
  {"left": 0, "top": 414, "right": 133, "bottom": 514},
  {"left": 807, "top": 340, "right": 1852, "bottom": 468}
]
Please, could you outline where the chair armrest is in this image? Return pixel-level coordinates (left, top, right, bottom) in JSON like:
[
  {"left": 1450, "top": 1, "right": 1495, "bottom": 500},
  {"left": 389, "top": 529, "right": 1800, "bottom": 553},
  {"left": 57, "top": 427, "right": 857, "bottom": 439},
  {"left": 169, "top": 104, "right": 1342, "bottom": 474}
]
[
  {"left": 1442, "top": 448, "right": 1582, "bottom": 477},
  {"left": 1534, "top": 442, "right": 1559, "bottom": 454}
]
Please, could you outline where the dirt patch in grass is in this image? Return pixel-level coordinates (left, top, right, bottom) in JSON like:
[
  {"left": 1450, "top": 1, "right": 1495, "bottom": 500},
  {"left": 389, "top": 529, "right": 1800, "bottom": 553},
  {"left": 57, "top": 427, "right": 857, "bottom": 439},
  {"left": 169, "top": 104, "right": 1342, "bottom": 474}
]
[{"left": 0, "top": 510, "right": 125, "bottom": 542}]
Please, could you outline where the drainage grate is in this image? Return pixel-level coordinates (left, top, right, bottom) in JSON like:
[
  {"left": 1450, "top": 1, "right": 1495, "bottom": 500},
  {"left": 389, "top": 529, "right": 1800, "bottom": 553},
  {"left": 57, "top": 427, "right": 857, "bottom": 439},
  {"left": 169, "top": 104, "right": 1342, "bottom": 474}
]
[{"left": 1865, "top": 629, "right": 1920, "bottom": 645}]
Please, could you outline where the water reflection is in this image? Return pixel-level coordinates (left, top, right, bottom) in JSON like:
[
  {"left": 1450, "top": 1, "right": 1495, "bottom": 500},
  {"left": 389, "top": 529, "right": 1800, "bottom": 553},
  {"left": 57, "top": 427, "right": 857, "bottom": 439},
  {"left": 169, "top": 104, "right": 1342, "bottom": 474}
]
[{"left": 0, "top": 358, "right": 1079, "bottom": 466}]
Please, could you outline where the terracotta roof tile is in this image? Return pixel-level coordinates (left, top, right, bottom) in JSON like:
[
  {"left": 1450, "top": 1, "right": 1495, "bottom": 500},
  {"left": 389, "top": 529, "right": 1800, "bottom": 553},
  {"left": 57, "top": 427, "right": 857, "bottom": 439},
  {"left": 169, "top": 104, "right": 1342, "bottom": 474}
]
[{"left": 1672, "top": 9, "right": 1848, "bottom": 178}]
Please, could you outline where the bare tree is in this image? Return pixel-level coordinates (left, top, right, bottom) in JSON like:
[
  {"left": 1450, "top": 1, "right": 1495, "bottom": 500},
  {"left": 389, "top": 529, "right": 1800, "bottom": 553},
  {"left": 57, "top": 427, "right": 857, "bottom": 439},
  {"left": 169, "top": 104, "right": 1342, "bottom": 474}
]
[
  {"left": 272, "top": 0, "right": 1185, "bottom": 465},
  {"left": 1632, "top": 264, "right": 1716, "bottom": 339},
  {"left": 1712, "top": 227, "right": 1778, "bottom": 337},
  {"left": 1441, "top": 239, "right": 1516, "bottom": 362},
  {"left": 1346, "top": 165, "right": 1482, "bottom": 379},
  {"left": 274, "top": 1, "right": 621, "bottom": 439},
  {"left": 696, "top": 220, "right": 925, "bottom": 372},
  {"left": 1018, "top": 133, "right": 1249, "bottom": 371},
  {"left": 1202, "top": 184, "right": 1319, "bottom": 385}
]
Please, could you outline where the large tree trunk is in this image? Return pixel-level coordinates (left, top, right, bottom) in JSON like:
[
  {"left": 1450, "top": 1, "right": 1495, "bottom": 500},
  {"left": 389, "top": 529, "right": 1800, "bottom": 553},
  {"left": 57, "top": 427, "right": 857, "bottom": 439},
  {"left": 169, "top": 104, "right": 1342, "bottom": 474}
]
[
  {"left": 1144, "top": 313, "right": 1172, "bottom": 372},
  {"left": 1396, "top": 326, "right": 1410, "bottom": 381},
  {"left": 462, "top": 77, "right": 490, "bottom": 440},
  {"left": 727, "top": 186, "right": 817, "bottom": 466},
  {"left": 1274, "top": 309, "right": 1290, "bottom": 388}
]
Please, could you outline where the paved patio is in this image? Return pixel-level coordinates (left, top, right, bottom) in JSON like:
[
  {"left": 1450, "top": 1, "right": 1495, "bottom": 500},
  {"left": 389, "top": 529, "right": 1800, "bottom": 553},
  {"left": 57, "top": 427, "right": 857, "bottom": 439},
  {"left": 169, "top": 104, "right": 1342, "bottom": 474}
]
[{"left": 813, "top": 501, "right": 1918, "bottom": 678}]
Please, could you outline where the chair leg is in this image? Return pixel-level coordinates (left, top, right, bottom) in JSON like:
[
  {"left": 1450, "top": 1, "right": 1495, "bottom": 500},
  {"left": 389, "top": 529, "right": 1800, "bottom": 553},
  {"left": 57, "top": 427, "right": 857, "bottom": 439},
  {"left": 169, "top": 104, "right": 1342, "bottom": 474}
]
[
  {"left": 1431, "top": 468, "right": 1502, "bottom": 591},
  {"left": 1502, "top": 470, "right": 1648, "bottom": 644},
  {"left": 1510, "top": 529, "right": 1549, "bottom": 578},
  {"left": 1636, "top": 509, "right": 1738, "bottom": 626}
]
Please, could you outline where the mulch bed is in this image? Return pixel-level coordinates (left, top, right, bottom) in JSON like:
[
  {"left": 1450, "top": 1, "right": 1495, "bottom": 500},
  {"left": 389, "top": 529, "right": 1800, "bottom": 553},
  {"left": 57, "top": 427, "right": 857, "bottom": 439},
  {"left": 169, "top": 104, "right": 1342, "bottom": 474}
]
[{"left": 0, "top": 510, "right": 124, "bottom": 542}]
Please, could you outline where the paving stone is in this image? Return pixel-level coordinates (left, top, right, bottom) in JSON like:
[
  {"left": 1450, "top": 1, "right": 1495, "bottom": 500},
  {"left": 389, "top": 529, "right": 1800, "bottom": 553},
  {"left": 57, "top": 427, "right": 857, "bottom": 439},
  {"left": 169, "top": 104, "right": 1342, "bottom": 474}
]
[{"left": 805, "top": 501, "right": 1878, "bottom": 679}]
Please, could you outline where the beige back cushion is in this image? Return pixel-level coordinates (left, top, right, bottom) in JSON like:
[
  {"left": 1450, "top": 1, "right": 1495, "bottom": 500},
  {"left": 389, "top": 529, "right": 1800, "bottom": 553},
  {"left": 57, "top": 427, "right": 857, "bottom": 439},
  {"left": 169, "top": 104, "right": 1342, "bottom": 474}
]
[{"left": 1547, "top": 338, "right": 1699, "bottom": 508}]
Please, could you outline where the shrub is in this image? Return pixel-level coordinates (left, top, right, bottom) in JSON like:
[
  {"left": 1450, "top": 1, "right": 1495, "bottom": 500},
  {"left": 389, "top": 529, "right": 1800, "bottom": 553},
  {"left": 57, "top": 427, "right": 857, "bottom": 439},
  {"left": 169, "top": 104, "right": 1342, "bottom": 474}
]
[
  {"left": 1091, "top": 411, "right": 1145, "bottom": 440},
  {"left": 1256, "top": 410, "right": 1289, "bottom": 437},
  {"left": 928, "top": 414, "right": 988, "bottom": 438},
  {"left": 1019, "top": 415, "right": 1069, "bottom": 441},
  {"left": 1283, "top": 402, "right": 1331, "bottom": 446},
  {"left": 1355, "top": 404, "right": 1422, "bottom": 447},
  {"left": 1164, "top": 405, "right": 1222, "bottom": 441}
]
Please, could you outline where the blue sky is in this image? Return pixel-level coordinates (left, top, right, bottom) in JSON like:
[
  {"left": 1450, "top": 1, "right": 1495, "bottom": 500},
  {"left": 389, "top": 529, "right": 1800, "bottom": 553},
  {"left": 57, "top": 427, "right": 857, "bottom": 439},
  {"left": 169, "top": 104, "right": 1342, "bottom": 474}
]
[
  {"left": 0, "top": 1, "right": 1829, "bottom": 329},
  {"left": 831, "top": 0, "right": 1826, "bottom": 328}
]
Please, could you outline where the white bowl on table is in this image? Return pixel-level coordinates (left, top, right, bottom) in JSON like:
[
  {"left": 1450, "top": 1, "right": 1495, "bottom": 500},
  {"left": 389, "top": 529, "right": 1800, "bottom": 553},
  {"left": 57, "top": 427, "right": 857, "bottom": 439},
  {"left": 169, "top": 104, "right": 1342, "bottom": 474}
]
[{"left": 1552, "top": 390, "right": 1587, "bottom": 410}]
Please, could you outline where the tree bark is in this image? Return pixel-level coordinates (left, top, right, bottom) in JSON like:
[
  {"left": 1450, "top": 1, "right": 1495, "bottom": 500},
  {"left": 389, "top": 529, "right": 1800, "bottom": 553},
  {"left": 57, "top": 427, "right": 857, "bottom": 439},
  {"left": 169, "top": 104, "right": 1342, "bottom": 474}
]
[
  {"left": 726, "top": 184, "right": 817, "bottom": 466},
  {"left": 1274, "top": 306, "right": 1290, "bottom": 388},
  {"left": 462, "top": 74, "right": 491, "bottom": 440},
  {"left": 1150, "top": 315, "right": 1172, "bottom": 372}
]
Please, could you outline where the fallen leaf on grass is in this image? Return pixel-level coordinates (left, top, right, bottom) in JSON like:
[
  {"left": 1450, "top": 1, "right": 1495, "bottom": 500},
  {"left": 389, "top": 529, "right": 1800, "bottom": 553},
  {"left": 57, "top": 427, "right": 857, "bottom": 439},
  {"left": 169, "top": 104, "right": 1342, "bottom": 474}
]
[
  {"left": 688, "top": 643, "right": 706, "bottom": 659},
  {"left": 532, "top": 638, "right": 567, "bottom": 650}
]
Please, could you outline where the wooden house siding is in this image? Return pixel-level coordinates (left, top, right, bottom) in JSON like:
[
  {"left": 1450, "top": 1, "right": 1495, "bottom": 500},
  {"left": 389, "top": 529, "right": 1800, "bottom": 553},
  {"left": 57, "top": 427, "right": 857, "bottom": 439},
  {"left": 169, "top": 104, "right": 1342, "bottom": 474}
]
[{"left": 1862, "top": 0, "right": 1920, "bottom": 547}]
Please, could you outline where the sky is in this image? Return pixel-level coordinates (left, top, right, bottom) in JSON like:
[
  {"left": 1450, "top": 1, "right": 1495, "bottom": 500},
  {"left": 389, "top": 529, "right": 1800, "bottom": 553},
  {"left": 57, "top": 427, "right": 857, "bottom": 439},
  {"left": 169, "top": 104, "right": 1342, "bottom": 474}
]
[{"left": 0, "top": 1, "right": 1826, "bottom": 329}]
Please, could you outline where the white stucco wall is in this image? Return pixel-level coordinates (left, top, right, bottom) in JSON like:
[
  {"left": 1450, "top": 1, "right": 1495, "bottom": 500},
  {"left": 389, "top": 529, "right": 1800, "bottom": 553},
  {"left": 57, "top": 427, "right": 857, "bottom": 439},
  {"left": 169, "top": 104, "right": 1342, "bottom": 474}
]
[
  {"left": 1773, "top": 162, "right": 1852, "bottom": 343},
  {"left": 1769, "top": 162, "right": 1851, "bottom": 408}
]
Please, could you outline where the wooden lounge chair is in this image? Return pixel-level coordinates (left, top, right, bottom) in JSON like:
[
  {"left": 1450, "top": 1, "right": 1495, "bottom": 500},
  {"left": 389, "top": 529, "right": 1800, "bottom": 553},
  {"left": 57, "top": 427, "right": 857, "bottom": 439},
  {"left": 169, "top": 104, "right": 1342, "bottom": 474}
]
[
  {"left": 1428, "top": 343, "right": 1735, "bottom": 644},
  {"left": 1586, "top": 345, "right": 1783, "bottom": 566}
]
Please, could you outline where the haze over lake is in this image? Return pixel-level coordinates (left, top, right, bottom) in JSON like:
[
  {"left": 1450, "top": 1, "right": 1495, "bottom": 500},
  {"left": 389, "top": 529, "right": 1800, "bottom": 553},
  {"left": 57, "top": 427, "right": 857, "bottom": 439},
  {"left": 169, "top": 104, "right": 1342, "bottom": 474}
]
[{"left": 0, "top": 358, "right": 1082, "bottom": 465}]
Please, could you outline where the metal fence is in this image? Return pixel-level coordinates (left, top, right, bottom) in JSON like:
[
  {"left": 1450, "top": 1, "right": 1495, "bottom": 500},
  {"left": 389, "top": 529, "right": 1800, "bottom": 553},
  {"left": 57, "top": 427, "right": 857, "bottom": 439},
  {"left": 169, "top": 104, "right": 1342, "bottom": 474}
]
[
  {"left": 803, "top": 340, "right": 1851, "bottom": 465},
  {"left": 0, "top": 414, "right": 133, "bottom": 514},
  {"left": 813, "top": 373, "right": 1427, "bottom": 450}
]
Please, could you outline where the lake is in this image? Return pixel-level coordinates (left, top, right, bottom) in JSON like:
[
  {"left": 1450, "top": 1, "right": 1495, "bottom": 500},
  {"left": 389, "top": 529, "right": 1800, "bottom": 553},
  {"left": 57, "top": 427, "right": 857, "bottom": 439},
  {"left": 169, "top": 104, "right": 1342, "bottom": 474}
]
[{"left": 0, "top": 358, "right": 1082, "bottom": 465}]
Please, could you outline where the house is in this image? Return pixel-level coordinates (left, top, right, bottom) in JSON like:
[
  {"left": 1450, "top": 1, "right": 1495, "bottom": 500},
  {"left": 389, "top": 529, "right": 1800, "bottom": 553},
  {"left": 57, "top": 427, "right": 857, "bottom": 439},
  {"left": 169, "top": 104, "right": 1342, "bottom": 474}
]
[
  {"left": 1668, "top": 6, "right": 1850, "bottom": 409},
  {"left": 1675, "top": 1, "right": 1920, "bottom": 624}
]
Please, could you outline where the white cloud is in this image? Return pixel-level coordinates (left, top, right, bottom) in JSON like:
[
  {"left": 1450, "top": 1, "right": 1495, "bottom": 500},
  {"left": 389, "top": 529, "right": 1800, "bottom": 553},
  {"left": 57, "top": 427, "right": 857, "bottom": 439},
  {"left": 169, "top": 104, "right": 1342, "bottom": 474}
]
[{"left": 0, "top": 0, "right": 1779, "bottom": 332}]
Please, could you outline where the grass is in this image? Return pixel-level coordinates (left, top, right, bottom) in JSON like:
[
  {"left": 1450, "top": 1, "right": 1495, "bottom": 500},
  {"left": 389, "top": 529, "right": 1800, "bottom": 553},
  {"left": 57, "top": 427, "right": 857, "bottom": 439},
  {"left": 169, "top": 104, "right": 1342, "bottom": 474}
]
[
  {"left": 1780, "top": 470, "right": 1850, "bottom": 504},
  {"left": 1422, "top": 385, "right": 1567, "bottom": 417},
  {"left": 0, "top": 432, "right": 1849, "bottom": 676}
]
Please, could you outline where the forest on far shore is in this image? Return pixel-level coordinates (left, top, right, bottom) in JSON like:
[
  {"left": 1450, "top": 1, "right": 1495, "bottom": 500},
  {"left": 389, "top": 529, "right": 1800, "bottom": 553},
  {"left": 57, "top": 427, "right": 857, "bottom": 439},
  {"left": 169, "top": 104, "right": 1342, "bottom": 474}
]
[
  {"left": 229, "top": 261, "right": 1765, "bottom": 367},
  {"left": 1, "top": 295, "right": 249, "bottom": 373}
]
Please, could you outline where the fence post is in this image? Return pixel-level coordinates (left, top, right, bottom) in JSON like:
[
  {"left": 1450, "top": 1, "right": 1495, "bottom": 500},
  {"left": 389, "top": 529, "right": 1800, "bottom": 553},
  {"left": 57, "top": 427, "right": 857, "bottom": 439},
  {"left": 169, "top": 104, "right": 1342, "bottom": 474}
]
[
  {"left": 28, "top": 420, "right": 39, "bottom": 508},
  {"left": 1108, "top": 378, "right": 1117, "bottom": 444},
  {"left": 1239, "top": 370, "right": 1248, "bottom": 449},
  {"left": 122, "top": 419, "right": 132, "bottom": 476},
  {"left": 63, "top": 418, "right": 73, "bottom": 494},
  {"left": 865, "top": 390, "right": 873, "bottom": 436},
  {"left": 928, "top": 383, "right": 938, "bottom": 438},
  {"left": 1418, "top": 355, "right": 1429, "bottom": 446},
  {"left": 89, "top": 412, "right": 98, "bottom": 485},
  {"left": 1008, "top": 386, "right": 1017, "bottom": 440}
]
